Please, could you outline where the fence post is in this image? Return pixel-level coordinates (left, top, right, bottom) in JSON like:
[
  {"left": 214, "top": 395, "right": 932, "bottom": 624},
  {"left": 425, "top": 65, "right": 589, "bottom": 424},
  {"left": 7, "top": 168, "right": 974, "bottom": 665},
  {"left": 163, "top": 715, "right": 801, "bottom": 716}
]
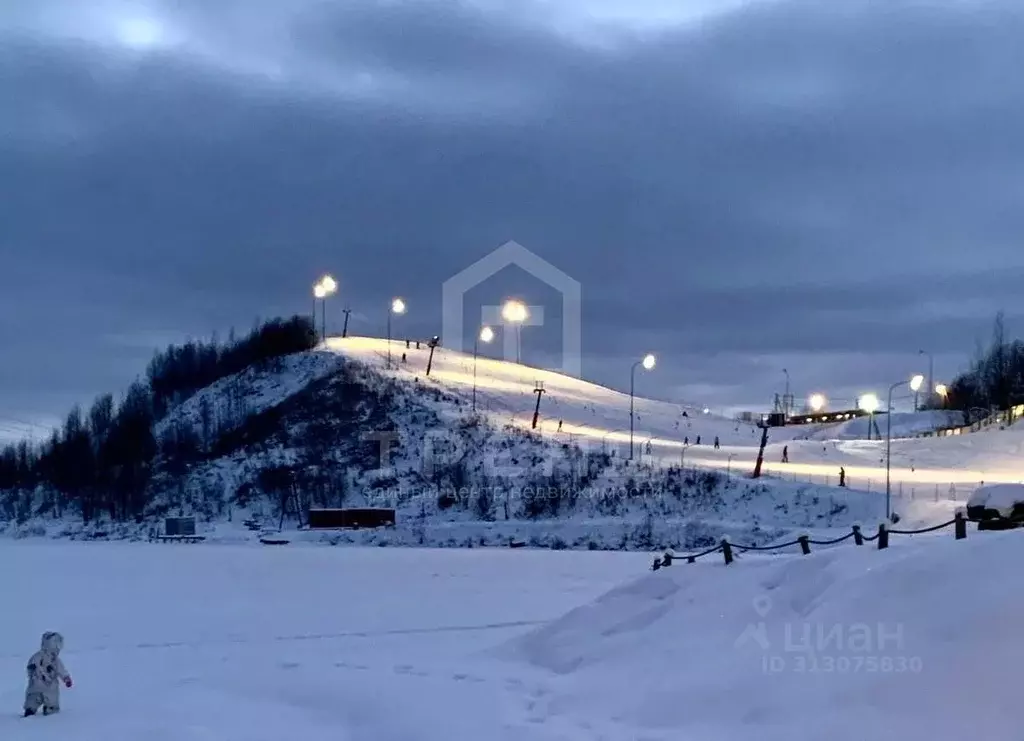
[
  {"left": 877, "top": 523, "right": 889, "bottom": 550},
  {"left": 798, "top": 535, "right": 810, "bottom": 555},
  {"left": 687, "top": 555, "right": 696, "bottom": 564},
  {"left": 722, "top": 539, "right": 734, "bottom": 565},
  {"left": 852, "top": 525, "right": 863, "bottom": 545},
  {"left": 955, "top": 511, "right": 967, "bottom": 540}
]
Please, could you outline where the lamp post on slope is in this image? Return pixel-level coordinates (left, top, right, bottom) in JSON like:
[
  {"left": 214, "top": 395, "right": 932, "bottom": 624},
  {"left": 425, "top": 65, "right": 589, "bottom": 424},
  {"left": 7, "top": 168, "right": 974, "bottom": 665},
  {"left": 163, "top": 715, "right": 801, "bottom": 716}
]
[
  {"left": 501, "top": 300, "right": 528, "bottom": 364},
  {"left": 386, "top": 297, "right": 406, "bottom": 369},
  {"left": 473, "top": 326, "right": 494, "bottom": 413},
  {"left": 629, "top": 353, "right": 656, "bottom": 460},
  {"left": 313, "top": 283, "right": 327, "bottom": 341},
  {"left": 859, "top": 393, "right": 880, "bottom": 441},
  {"left": 312, "top": 275, "right": 337, "bottom": 341},
  {"left": 918, "top": 349, "right": 934, "bottom": 410},
  {"left": 886, "top": 373, "right": 924, "bottom": 520}
]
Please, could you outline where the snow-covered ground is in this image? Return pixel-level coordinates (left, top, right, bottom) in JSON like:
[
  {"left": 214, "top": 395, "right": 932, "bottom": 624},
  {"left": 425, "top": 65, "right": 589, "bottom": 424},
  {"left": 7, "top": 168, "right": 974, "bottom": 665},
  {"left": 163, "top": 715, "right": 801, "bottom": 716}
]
[
  {"left": 4, "top": 532, "right": 1022, "bottom": 739},
  {"left": 0, "top": 541, "right": 647, "bottom": 740},
  {"left": 502, "top": 526, "right": 1024, "bottom": 740},
  {"left": 326, "top": 337, "right": 1024, "bottom": 499},
  {"left": 791, "top": 409, "right": 965, "bottom": 441}
]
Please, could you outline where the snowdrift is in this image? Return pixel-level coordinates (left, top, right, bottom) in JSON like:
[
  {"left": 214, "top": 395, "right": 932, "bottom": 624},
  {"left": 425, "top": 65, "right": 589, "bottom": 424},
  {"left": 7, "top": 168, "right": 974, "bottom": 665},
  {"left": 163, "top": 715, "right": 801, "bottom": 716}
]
[
  {"left": 501, "top": 529, "right": 1024, "bottom": 739},
  {"left": 966, "top": 483, "right": 1024, "bottom": 518}
]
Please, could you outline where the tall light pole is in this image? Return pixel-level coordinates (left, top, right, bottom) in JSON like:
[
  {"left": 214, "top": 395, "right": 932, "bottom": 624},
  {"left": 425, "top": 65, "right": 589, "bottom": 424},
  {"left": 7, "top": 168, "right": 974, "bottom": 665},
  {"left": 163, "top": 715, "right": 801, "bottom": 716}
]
[
  {"left": 501, "top": 299, "right": 528, "bottom": 364},
  {"left": 783, "top": 368, "right": 791, "bottom": 417},
  {"left": 313, "top": 275, "right": 337, "bottom": 341},
  {"left": 859, "top": 393, "right": 880, "bottom": 441},
  {"left": 473, "top": 326, "right": 494, "bottom": 412},
  {"left": 935, "top": 383, "right": 948, "bottom": 409},
  {"left": 886, "top": 374, "right": 924, "bottom": 520},
  {"left": 629, "top": 353, "right": 656, "bottom": 460},
  {"left": 387, "top": 297, "right": 406, "bottom": 369},
  {"left": 918, "top": 350, "right": 933, "bottom": 410},
  {"left": 313, "top": 283, "right": 327, "bottom": 341}
]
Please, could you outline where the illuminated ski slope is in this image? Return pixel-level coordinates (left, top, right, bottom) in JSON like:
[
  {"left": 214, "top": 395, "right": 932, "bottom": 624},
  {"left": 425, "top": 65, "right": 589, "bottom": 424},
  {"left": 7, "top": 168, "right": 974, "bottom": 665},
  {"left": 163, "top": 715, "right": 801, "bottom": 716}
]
[
  {"left": 325, "top": 335, "right": 783, "bottom": 445},
  {"left": 325, "top": 337, "right": 1024, "bottom": 496}
]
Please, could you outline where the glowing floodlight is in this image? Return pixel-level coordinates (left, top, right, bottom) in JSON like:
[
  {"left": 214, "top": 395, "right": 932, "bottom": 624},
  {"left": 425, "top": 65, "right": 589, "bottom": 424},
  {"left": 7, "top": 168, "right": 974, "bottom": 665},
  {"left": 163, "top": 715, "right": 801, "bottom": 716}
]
[{"left": 859, "top": 393, "right": 880, "bottom": 414}]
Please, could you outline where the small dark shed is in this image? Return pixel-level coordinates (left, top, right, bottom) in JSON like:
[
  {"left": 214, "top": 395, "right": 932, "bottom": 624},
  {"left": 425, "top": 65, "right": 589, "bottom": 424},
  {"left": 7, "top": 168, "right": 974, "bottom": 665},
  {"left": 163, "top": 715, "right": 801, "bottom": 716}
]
[
  {"left": 164, "top": 516, "right": 196, "bottom": 536},
  {"left": 307, "top": 508, "right": 396, "bottom": 529}
]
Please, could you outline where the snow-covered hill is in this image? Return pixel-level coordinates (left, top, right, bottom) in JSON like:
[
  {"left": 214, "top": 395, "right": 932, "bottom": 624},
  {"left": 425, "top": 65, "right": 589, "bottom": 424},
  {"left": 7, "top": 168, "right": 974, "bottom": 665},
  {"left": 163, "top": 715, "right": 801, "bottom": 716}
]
[
  {"left": 4, "top": 335, "right": 950, "bottom": 549},
  {"left": 12, "top": 333, "right": 1022, "bottom": 546},
  {"left": 326, "top": 337, "right": 1024, "bottom": 499}
]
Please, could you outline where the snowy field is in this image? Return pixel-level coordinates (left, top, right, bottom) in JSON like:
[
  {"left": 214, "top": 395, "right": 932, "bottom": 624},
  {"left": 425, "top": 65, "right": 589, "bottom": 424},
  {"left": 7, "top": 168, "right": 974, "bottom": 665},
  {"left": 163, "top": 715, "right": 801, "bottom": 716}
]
[
  {"left": 0, "top": 542, "right": 647, "bottom": 740},
  {"left": 4, "top": 533, "right": 1023, "bottom": 740}
]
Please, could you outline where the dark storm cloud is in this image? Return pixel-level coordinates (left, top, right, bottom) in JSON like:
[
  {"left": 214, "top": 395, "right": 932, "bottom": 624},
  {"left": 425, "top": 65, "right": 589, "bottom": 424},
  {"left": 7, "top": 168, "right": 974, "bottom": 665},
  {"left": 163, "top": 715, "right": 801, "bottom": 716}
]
[{"left": 2, "top": 0, "right": 1024, "bottom": 430}]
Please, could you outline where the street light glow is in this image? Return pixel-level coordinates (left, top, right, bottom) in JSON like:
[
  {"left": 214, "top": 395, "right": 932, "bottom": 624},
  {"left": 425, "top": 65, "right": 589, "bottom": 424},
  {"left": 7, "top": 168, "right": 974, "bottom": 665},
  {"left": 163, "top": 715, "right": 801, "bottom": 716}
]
[
  {"left": 479, "top": 326, "right": 494, "bottom": 344},
  {"left": 935, "top": 383, "right": 948, "bottom": 397},
  {"left": 910, "top": 374, "right": 924, "bottom": 392},
  {"left": 319, "top": 275, "right": 337, "bottom": 294},
  {"left": 809, "top": 393, "right": 826, "bottom": 412},
  {"left": 314, "top": 284, "right": 328, "bottom": 299},
  {"left": 642, "top": 353, "right": 656, "bottom": 370},
  {"left": 501, "top": 299, "right": 528, "bottom": 324},
  {"left": 859, "top": 393, "right": 880, "bottom": 414},
  {"left": 391, "top": 297, "right": 406, "bottom": 315}
]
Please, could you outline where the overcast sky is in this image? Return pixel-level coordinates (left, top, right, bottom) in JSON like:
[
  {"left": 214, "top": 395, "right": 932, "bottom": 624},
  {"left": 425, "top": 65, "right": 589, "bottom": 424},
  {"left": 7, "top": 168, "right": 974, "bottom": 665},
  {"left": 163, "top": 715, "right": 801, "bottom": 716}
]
[{"left": 3, "top": 0, "right": 1024, "bottom": 440}]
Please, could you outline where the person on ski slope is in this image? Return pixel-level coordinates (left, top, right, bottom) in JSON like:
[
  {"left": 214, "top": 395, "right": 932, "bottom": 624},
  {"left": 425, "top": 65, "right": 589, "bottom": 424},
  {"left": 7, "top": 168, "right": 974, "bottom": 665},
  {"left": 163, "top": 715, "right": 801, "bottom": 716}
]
[{"left": 24, "top": 631, "right": 72, "bottom": 717}]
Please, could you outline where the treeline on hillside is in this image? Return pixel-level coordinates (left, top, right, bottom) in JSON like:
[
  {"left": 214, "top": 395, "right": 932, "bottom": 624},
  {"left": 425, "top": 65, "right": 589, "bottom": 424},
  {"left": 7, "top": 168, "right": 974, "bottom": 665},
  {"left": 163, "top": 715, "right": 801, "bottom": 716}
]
[
  {"left": 147, "top": 316, "right": 317, "bottom": 417},
  {"left": 940, "top": 312, "right": 1024, "bottom": 420},
  {"left": 0, "top": 316, "right": 316, "bottom": 523}
]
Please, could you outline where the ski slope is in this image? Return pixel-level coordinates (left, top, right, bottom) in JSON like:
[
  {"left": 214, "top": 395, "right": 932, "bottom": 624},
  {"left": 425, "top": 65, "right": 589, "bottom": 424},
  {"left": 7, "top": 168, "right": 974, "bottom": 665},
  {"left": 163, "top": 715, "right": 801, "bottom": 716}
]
[
  {"left": 326, "top": 337, "right": 1024, "bottom": 498},
  {"left": 5, "top": 533, "right": 1022, "bottom": 739}
]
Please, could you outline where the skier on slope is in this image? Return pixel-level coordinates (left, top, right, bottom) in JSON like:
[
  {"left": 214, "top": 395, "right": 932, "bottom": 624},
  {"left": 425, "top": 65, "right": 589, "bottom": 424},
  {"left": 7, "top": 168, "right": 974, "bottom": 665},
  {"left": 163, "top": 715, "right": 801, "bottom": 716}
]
[{"left": 24, "top": 631, "right": 72, "bottom": 717}]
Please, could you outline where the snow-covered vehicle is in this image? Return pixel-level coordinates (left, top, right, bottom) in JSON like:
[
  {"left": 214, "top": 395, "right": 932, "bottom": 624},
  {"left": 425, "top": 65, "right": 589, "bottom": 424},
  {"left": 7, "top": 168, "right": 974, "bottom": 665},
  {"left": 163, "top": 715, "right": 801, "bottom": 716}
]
[{"left": 966, "top": 484, "right": 1024, "bottom": 529}]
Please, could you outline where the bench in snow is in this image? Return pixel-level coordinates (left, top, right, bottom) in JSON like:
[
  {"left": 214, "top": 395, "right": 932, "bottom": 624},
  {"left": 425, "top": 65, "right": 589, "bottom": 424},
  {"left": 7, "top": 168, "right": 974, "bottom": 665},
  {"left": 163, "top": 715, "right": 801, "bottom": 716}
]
[{"left": 154, "top": 534, "right": 206, "bottom": 543}]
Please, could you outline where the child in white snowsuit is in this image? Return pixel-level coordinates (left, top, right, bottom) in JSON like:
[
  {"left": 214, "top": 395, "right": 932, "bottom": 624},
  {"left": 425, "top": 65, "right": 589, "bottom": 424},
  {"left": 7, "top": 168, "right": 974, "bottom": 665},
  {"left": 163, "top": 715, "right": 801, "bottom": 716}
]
[{"left": 24, "top": 631, "right": 72, "bottom": 717}]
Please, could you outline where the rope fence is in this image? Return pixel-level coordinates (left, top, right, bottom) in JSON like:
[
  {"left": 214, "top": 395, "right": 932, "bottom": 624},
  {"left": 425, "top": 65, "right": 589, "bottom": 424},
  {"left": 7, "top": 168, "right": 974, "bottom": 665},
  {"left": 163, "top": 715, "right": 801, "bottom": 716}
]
[{"left": 651, "top": 513, "right": 967, "bottom": 570}]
